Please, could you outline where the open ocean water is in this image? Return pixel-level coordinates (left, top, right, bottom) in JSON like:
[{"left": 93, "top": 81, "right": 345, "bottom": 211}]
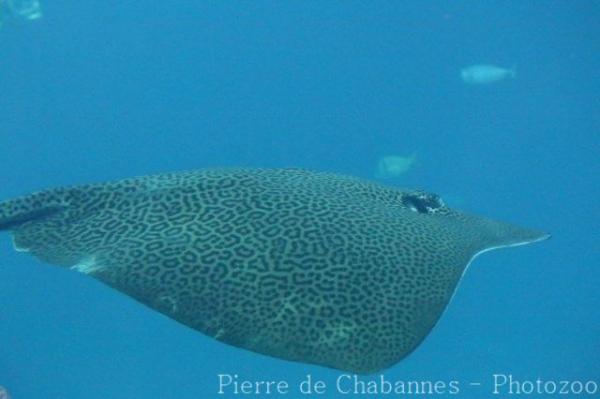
[{"left": 0, "top": 2, "right": 598, "bottom": 398}]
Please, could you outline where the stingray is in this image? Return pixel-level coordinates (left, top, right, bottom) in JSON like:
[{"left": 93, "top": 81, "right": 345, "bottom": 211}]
[{"left": 0, "top": 168, "right": 549, "bottom": 373}]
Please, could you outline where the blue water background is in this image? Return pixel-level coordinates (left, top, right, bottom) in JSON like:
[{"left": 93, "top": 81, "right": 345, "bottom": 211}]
[{"left": 0, "top": 2, "right": 598, "bottom": 398}]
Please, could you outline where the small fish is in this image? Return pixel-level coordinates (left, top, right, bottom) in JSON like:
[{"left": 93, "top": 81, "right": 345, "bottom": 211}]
[
  {"left": 374, "top": 154, "right": 416, "bottom": 179},
  {"left": 461, "top": 64, "right": 516, "bottom": 85},
  {"left": 0, "top": 0, "right": 42, "bottom": 23},
  {"left": 0, "top": 385, "right": 11, "bottom": 399}
]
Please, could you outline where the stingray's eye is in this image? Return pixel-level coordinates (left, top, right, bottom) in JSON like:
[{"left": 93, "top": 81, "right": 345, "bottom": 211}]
[{"left": 402, "top": 192, "right": 445, "bottom": 214}]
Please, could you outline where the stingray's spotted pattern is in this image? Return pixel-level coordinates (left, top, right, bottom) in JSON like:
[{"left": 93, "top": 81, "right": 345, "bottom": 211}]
[{"left": 0, "top": 168, "right": 548, "bottom": 373}]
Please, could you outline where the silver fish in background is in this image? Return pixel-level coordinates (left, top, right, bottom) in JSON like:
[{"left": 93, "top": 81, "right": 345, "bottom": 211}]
[
  {"left": 461, "top": 64, "right": 516, "bottom": 85},
  {"left": 374, "top": 154, "right": 417, "bottom": 179},
  {"left": 0, "top": 0, "right": 42, "bottom": 27},
  {"left": 0, "top": 385, "right": 11, "bottom": 399}
]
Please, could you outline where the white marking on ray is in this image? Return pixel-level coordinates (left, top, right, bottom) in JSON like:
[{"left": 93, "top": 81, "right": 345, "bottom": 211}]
[
  {"left": 273, "top": 300, "right": 297, "bottom": 323},
  {"left": 11, "top": 236, "right": 29, "bottom": 252},
  {"left": 70, "top": 256, "right": 104, "bottom": 275},
  {"left": 157, "top": 295, "right": 179, "bottom": 313},
  {"left": 214, "top": 328, "right": 226, "bottom": 340}
]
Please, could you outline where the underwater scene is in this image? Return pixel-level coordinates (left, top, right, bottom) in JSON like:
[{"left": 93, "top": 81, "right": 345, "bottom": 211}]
[{"left": 0, "top": 2, "right": 598, "bottom": 398}]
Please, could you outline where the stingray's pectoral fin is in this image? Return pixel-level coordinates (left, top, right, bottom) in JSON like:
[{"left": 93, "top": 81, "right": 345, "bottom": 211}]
[{"left": 466, "top": 214, "right": 551, "bottom": 254}]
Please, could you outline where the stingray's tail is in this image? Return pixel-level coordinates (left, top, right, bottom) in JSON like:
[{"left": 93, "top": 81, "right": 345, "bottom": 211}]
[{"left": 0, "top": 189, "right": 70, "bottom": 231}]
